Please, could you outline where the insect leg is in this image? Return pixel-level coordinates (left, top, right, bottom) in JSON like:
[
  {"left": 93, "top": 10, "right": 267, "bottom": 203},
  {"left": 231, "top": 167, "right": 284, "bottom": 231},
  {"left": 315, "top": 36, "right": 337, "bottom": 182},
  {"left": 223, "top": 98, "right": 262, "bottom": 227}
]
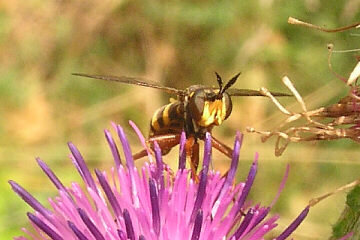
[
  {"left": 185, "top": 136, "right": 200, "bottom": 182},
  {"left": 132, "top": 134, "right": 181, "bottom": 160},
  {"left": 133, "top": 149, "right": 149, "bottom": 160},
  {"left": 210, "top": 135, "right": 237, "bottom": 181},
  {"left": 191, "top": 141, "right": 200, "bottom": 173},
  {"left": 148, "top": 134, "right": 181, "bottom": 155},
  {"left": 211, "top": 135, "right": 233, "bottom": 159}
]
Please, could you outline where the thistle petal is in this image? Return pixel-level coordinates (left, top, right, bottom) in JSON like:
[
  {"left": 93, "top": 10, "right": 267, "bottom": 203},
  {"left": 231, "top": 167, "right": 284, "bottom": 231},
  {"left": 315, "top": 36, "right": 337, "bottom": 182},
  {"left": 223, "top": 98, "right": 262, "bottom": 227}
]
[
  {"left": 237, "top": 153, "right": 258, "bottom": 211},
  {"left": 27, "top": 213, "right": 63, "bottom": 240},
  {"left": 68, "top": 221, "right": 89, "bottom": 240},
  {"left": 153, "top": 141, "right": 165, "bottom": 190},
  {"left": 104, "top": 129, "right": 122, "bottom": 168},
  {"left": 9, "top": 181, "right": 52, "bottom": 220},
  {"left": 68, "top": 142, "right": 98, "bottom": 195},
  {"left": 36, "top": 157, "right": 67, "bottom": 194},
  {"left": 149, "top": 178, "right": 161, "bottom": 235},
  {"left": 275, "top": 206, "right": 310, "bottom": 240},
  {"left": 191, "top": 210, "right": 203, "bottom": 240},
  {"left": 178, "top": 131, "right": 187, "bottom": 170},
  {"left": 190, "top": 133, "right": 211, "bottom": 222},
  {"left": 123, "top": 209, "right": 136, "bottom": 240},
  {"left": 95, "top": 169, "right": 122, "bottom": 219},
  {"left": 10, "top": 123, "right": 313, "bottom": 240},
  {"left": 77, "top": 208, "right": 105, "bottom": 240}
]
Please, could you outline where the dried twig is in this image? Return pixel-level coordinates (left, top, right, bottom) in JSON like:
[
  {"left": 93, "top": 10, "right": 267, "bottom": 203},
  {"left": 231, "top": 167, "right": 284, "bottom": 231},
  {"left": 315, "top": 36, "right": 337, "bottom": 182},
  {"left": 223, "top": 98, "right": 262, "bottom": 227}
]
[
  {"left": 247, "top": 74, "right": 360, "bottom": 156},
  {"left": 288, "top": 17, "right": 360, "bottom": 33}
]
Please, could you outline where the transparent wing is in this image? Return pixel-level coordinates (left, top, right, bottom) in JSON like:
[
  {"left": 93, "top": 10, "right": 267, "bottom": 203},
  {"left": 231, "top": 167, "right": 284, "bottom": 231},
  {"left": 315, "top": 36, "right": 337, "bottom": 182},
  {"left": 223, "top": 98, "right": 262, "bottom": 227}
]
[
  {"left": 227, "top": 88, "right": 292, "bottom": 97},
  {"left": 72, "top": 73, "right": 185, "bottom": 96}
]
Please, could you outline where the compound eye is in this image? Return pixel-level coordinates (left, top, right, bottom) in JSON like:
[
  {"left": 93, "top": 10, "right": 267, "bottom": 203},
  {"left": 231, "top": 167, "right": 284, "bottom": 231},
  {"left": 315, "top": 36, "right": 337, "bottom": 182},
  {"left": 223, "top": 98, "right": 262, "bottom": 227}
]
[
  {"left": 189, "top": 89, "right": 205, "bottom": 121},
  {"left": 223, "top": 92, "right": 233, "bottom": 119}
]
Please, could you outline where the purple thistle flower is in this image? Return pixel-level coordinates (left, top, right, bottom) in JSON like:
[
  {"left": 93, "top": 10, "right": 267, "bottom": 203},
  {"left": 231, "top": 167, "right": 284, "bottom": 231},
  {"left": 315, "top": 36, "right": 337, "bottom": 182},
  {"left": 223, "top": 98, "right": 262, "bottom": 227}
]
[{"left": 10, "top": 122, "right": 312, "bottom": 240}]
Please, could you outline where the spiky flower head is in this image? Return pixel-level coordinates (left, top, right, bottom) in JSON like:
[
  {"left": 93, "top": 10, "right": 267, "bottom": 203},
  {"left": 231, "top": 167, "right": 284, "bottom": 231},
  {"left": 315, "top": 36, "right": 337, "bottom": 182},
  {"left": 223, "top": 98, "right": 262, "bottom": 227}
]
[{"left": 10, "top": 122, "right": 309, "bottom": 240}]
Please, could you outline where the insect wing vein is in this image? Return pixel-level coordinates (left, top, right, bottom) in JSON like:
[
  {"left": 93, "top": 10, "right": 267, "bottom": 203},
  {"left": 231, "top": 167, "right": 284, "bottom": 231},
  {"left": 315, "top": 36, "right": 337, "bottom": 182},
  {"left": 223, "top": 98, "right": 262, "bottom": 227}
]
[
  {"left": 227, "top": 88, "right": 291, "bottom": 97},
  {"left": 72, "top": 73, "right": 184, "bottom": 95}
]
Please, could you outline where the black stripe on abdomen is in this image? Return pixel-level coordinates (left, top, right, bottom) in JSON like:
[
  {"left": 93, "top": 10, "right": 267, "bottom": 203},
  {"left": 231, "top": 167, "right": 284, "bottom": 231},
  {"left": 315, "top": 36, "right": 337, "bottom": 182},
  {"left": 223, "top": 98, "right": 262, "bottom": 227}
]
[{"left": 150, "top": 102, "right": 185, "bottom": 136}]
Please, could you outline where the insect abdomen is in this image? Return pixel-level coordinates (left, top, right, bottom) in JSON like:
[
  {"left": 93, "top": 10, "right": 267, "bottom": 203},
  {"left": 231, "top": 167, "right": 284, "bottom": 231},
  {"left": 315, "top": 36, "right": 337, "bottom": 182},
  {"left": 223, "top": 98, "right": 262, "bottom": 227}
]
[{"left": 150, "top": 101, "right": 185, "bottom": 136}]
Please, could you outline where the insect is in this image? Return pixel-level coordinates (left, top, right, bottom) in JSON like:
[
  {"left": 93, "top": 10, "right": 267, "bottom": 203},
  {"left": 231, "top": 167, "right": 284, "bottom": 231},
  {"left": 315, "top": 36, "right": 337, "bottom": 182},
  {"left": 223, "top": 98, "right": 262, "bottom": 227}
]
[{"left": 73, "top": 72, "right": 290, "bottom": 173}]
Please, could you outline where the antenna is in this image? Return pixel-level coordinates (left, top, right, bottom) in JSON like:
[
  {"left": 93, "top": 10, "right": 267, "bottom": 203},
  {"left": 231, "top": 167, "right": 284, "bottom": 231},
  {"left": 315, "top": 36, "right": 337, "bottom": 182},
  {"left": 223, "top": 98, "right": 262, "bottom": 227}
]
[
  {"left": 222, "top": 72, "right": 241, "bottom": 94},
  {"left": 215, "top": 72, "right": 223, "bottom": 93}
]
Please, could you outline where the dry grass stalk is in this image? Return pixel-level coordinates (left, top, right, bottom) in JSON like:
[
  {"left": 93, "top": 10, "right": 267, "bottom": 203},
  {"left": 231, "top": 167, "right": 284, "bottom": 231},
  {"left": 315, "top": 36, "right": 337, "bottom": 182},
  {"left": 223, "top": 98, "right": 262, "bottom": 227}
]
[
  {"left": 288, "top": 17, "right": 360, "bottom": 33},
  {"left": 247, "top": 73, "right": 360, "bottom": 156}
]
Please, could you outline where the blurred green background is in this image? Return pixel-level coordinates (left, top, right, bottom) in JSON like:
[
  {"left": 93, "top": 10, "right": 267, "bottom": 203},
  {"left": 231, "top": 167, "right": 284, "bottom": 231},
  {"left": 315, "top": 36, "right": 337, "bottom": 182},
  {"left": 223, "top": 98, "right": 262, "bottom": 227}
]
[{"left": 1, "top": 0, "right": 360, "bottom": 239}]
